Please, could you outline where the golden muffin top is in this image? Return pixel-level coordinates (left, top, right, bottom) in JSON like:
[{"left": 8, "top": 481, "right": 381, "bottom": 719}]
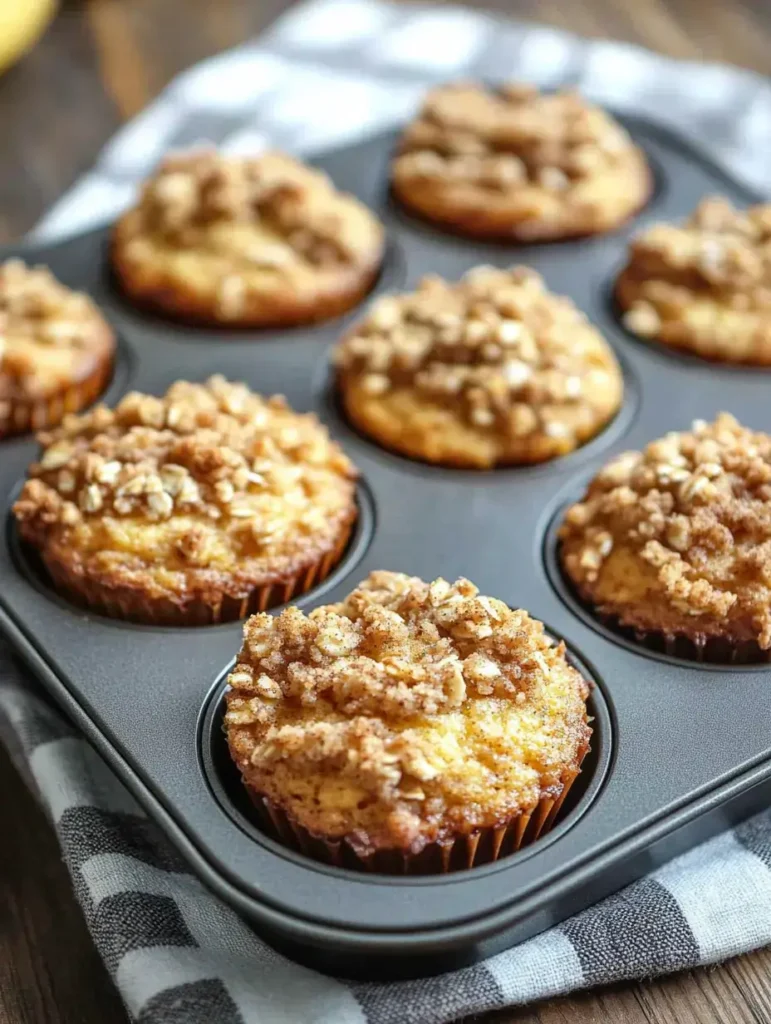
[
  {"left": 0, "top": 259, "right": 114, "bottom": 401},
  {"left": 334, "top": 265, "right": 622, "bottom": 440},
  {"left": 619, "top": 198, "right": 771, "bottom": 363},
  {"left": 13, "top": 376, "right": 357, "bottom": 599},
  {"left": 226, "top": 571, "right": 590, "bottom": 853},
  {"left": 393, "top": 82, "right": 640, "bottom": 196},
  {"left": 116, "top": 149, "right": 384, "bottom": 317},
  {"left": 560, "top": 413, "right": 771, "bottom": 647}
]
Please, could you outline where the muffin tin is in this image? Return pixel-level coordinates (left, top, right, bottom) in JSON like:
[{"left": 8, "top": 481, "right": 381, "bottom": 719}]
[{"left": 3, "top": 115, "right": 771, "bottom": 980}]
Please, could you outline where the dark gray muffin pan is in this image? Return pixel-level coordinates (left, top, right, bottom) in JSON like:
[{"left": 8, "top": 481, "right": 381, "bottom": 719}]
[{"left": 2, "top": 117, "right": 771, "bottom": 980}]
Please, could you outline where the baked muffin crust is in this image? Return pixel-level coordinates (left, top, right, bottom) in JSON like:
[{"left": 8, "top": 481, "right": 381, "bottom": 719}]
[
  {"left": 0, "top": 260, "right": 114, "bottom": 436},
  {"left": 112, "top": 150, "right": 385, "bottom": 326},
  {"left": 334, "top": 265, "right": 623, "bottom": 468},
  {"left": 13, "top": 376, "right": 358, "bottom": 622},
  {"left": 617, "top": 197, "right": 771, "bottom": 365},
  {"left": 560, "top": 414, "right": 771, "bottom": 652},
  {"left": 226, "top": 571, "right": 591, "bottom": 857},
  {"left": 392, "top": 82, "right": 650, "bottom": 241}
]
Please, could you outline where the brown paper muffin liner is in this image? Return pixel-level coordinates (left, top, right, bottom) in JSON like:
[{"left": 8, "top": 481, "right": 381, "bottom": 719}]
[
  {"left": 245, "top": 744, "right": 589, "bottom": 875},
  {"left": 594, "top": 610, "right": 771, "bottom": 665},
  {"left": 0, "top": 358, "right": 113, "bottom": 440},
  {"left": 36, "top": 520, "right": 354, "bottom": 626}
]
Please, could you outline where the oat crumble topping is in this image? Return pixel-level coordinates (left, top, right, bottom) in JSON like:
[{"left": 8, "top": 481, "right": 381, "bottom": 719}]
[
  {"left": 125, "top": 149, "right": 376, "bottom": 267},
  {"left": 394, "top": 83, "right": 637, "bottom": 197},
  {"left": 115, "top": 150, "right": 385, "bottom": 324},
  {"left": 13, "top": 376, "right": 357, "bottom": 593},
  {"left": 226, "top": 572, "right": 590, "bottom": 847},
  {"left": 560, "top": 414, "right": 771, "bottom": 646},
  {"left": 0, "top": 259, "right": 112, "bottom": 402},
  {"left": 619, "top": 198, "right": 771, "bottom": 360},
  {"left": 335, "top": 266, "right": 622, "bottom": 438}
]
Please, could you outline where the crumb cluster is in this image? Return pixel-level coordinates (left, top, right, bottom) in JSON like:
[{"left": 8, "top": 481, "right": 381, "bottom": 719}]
[
  {"left": 618, "top": 197, "right": 771, "bottom": 363},
  {"left": 226, "top": 571, "right": 590, "bottom": 851},
  {"left": 114, "top": 150, "right": 384, "bottom": 325},
  {"left": 13, "top": 376, "right": 357, "bottom": 600},
  {"left": 335, "top": 266, "right": 622, "bottom": 459},
  {"left": 138, "top": 149, "right": 363, "bottom": 267},
  {"left": 560, "top": 414, "right": 771, "bottom": 646},
  {"left": 391, "top": 83, "right": 649, "bottom": 240},
  {"left": 0, "top": 259, "right": 113, "bottom": 402},
  {"left": 396, "top": 83, "right": 633, "bottom": 189}
]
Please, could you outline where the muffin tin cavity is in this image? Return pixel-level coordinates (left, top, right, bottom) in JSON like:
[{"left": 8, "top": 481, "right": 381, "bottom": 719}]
[
  {"left": 198, "top": 637, "right": 612, "bottom": 878},
  {"left": 543, "top": 499, "right": 771, "bottom": 670},
  {"left": 322, "top": 348, "right": 641, "bottom": 478},
  {"left": 386, "top": 112, "right": 667, "bottom": 245},
  {"left": 606, "top": 272, "right": 771, "bottom": 374},
  {"left": 103, "top": 232, "right": 408, "bottom": 343},
  {"left": 6, "top": 478, "right": 376, "bottom": 629}
]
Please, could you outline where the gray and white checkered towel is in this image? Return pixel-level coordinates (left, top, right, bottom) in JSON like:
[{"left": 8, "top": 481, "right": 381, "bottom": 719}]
[{"left": 4, "top": 2, "right": 771, "bottom": 1021}]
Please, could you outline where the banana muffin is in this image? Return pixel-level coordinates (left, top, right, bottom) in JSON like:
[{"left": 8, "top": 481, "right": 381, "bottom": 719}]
[
  {"left": 13, "top": 376, "right": 358, "bottom": 625},
  {"left": 560, "top": 413, "right": 771, "bottom": 662},
  {"left": 112, "top": 149, "right": 385, "bottom": 327},
  {"left": 392, "top": 82, "right": 651, "bottom": 241},
  {"left": 617, "top": 197, "right": 771, "bottom": 365},
  {"left": 225, "top": 571, "right": 592, "bottom": 872},
  {"left": 0, "top": 260, "right": 114, "bottom": 439},
  {"left": 334, "top": 265, "right": 623, "bottom": 469}
]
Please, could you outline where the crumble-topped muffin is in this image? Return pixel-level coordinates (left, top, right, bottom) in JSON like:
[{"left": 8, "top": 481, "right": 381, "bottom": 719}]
[
  {"left": 225, "top": 571, "right": 591, "bottom": 872},
  {"left": 334, "top": 265, "right": 623, "bottom": 468},
  {"left": 391, "top": 82, "right": 650, "bottom": 241},
  {"left": 560, "top": 414, "right": 771, "bottom": 661},
  {"left": 13, "top": 376, "right": 358, "bottom": 625},
  {"left": 617, "top": 197, "right": 771, "bottom": 365},
  {"left": 0, "top": 260, "right": 114, "bottom": 438},
  {"left": 112, "top": 149, "right": 385, "bottom": 327}
]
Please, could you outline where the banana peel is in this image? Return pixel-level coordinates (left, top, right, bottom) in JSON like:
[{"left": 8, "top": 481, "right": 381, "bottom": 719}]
[{"left": 0, "top": 0, "right": 57, "bottom": 75}]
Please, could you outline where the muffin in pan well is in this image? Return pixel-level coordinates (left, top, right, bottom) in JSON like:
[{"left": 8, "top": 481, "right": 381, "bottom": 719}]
[
  {"left": 617, "top": 197, "right": 771, "bottom": 366},
  {"left": 225, "top": 570, "right": 592, "bottom": 874},
  {"left": 12, "top": 376, "right": 358, "bottom": 625},
  {"left": 0, "top": 260, "right": 115, "bottom": 439},
  {"left": 334, "top": 265, "right": 623, "bottom": 469},
  {"left": 112, "top": 149, "right": 385, "bottom": 327},
  {"left": 559, "top": 414, "right": 771, "bottom": 663},
  {"left": 391, "top": 82, "right": 651, "bottom": 242}
]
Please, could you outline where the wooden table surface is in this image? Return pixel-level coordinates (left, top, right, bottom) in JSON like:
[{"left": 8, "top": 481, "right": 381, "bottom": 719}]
[{"left": 2, "top": 1, "right": 771, "bottom": 1022}]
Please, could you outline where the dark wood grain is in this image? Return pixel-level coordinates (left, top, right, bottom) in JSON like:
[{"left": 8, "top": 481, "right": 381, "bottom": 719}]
[
  {"left": 0, "top": 742, "right": 128, "bottom": 1024},
  {"left": 2, "top": 1, "right": 771, "bottom": 1023}
]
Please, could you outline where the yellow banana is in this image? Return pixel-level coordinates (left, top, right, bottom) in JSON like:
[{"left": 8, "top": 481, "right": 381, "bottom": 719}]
[{"left": 0, "top": 0, "right": 57, "bottom": 74}]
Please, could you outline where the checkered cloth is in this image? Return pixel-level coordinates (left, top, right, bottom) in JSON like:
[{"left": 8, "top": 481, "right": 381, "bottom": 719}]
[{"left": 4, "top": 2, "right": 771, "bottom": 1021}]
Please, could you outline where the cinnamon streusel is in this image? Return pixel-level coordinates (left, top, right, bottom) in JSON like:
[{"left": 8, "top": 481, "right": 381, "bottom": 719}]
[
  {"left": 392, "top": 82, "right": 651, "bottom": 241},
  {"left": 112, "top": 149, "right": 385, "bottom": 327},
  {"left": 13, "top": 376, "right": 358, "bottom": 625},
  {"left": 617, "top": 197, "right": 771, "bottom": 365},
  {"left": 225, "top": 571, "right": 591, "bottom": 872},
  {"left": 334, "top": 265, "right": 623, "bottom": 468},
  {"left": 560, "top": 414, "right": 771, "bottom": 661},
  {"left": 0, "top": 260, "right": 114, "bottom": 438}
]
